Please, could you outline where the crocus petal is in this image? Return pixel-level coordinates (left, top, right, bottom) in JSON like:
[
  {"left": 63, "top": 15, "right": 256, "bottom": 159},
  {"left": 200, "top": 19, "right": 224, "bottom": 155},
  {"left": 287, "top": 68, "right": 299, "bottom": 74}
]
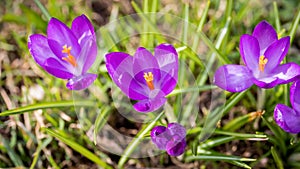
[
  {"left": 274, "top": 104, "right": 300, "bottom": 134},
  {"left": 269, "top": 62, "right": 300, "bottom": 85},
  {"left": 167, "top": 123, "right": 186, "bottom": 140},
  {"left": 128, "top": 76, "right": 149, "bottom": 100},
  {"left": 256, "top": 62, "right": 300, "bottom": 88},
  {"left": 252, "top": 76, "right": 278, "bottom": 88},
  {"left": 154, "top": 43, "right": 178, "bottom": 81},
  {"left": 214, "top": 65, "right": 254, "bottom": 92},
  {"left": 47, "top": 18, "right": 81, "bottom": 59},
  {"left": 290, "top": 80, "right": 300, "bottom": 114},
  {"left": 133, "top": 97, "right": 167, "bottom": 113},
  {"left": 133, "top": 47, "right": 160, "bottom": 75},
  {"left": 43, "top": 58, "right": 74, "bottom": 79},
  {"left": 78, "top": 37, "right": 97, "bottom": 74},
  {"left": 28, "top": 34, "right": 56, "bottom": 68},
  {"left": 105, "top": 52, "right": 133, "bottom": 79},
  {"left": 106, "top": 52, "right": 147, "bottom": 100},
  {"left": 264, "top": 37, "right": 290, "bottom": 72},
  {"left": 159, "top": 71, "right": 177, "bottom": 95},
  {"left": 239, "top": 35, "right": 260, "bottom": 72},
  {"left": 252, "top": 21, "right": 278, "bottom": 53},
  {"left": 166, "top": 136, "right": 186, "bottom": 156},
  {"left": 66, "top": 73, "right": 97, "bottom": 90},
  {"left": 150, "top": 126, "right": 170, "bottom": 150},
  {"left": 71, "top": 14, "right": 96, "bottom": 46},
  {"left": 133, "top": 69, "right": 161, "bottom": 93}
]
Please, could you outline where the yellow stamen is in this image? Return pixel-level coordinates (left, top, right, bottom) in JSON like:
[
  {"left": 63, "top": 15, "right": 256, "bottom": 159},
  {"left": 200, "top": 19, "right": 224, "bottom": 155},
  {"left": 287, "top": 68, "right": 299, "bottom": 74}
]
[
  {"left": 259, "top": 55, "right": 268, "bottom": 72},
  {"left": 62, "top": 45, "right": 77, "bottom": 67},
  {"left": 143, "top": 72, "right": 154, "bottom": 90}
]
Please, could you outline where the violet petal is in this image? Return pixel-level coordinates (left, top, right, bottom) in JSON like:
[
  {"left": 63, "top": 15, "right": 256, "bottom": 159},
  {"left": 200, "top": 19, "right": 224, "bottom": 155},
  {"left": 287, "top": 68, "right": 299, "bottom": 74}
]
[
  {"left": 159, "top": 70, "right": 177, "bottom": 95},
  {"left": 252, "top": 76, "right": 278, "bottom": 88},
  {"left": 44, "top": 58, "right": 74, "bottom": 79},
  {"left": 166, "top": 136, "right": 186, "bottom": 156},
  {"left": 47, "top": 18, "right": 81, "bottom": 59},
  {"left": 239, "top": 34, "right": 260, "bottom": 72},
  {"left": 133, "top": 97, "right": 167, "bottom": 113},
  {"left": 274, "top": 104, "right": 300, "bottom": 134},
  {"left": 128, "top": 75, "right": 149, "bottom": 100},
  {"left": 66, "top": 73, "right": 97, "bottom": 90},
  {"left": 133, "top": 47, "right": 160, "bottom": 76},
  {"left": 263, "top": 37, "right": 290, "bottom": 73},
  {"left": 269, "top": 62, "right": 300, "bottom": 85},
  {"left": 154, "top": 43, "right": 178, "bottom": 81},
  {"left": 290, "top": 80, "right": 300, "bottom": 114},
  {"left": 150, "top": 126, "right": 170, "bottom": 150},
  {"left": 28, "top": 34, "right": 56, "bottom": 68},
  {"left": 167, "top": 123, "right": 186, "bottom": 140},
  {"left": 214, "top": 65, "right": 254, "bottom": 92},
  {"left": 134, "top": 68, "right": 161, "bottom": 91},
  {"left": 106, "top": 52, "right": 148, "bottom": 100},
  {"left": 71, "top": 14, "right": 96, "bottom": 46},
  {"left": 252, "top": 21, "right": 278, "bottom": 54},
  {"left": 105, "top": 52, "right": 133, "bottom": 79},
  {"left": 255, "top": 62, "right": 300, "bottom": 88},
  {"left": 78, "top": 37, "right": 97, "bottom": 74}
]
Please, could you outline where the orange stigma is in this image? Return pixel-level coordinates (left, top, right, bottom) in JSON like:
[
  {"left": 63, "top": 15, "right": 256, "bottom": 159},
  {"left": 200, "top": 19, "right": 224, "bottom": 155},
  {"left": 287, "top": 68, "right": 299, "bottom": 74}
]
[
  {"left": 143, "top": 72, "right": 154, "bottom": 90},
  {"left": 259, "top": 55, "right": 268, "bottom": 72},
  {"left": 62, "top": 45, "right": 77, "bottom": 67}
]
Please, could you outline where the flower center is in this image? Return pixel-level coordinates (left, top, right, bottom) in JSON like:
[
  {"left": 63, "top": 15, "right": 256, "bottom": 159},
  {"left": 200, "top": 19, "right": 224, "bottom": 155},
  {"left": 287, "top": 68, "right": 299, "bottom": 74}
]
[
  {"left": 62, "top": 45, "right": 77, "bottom": 67},
  {"left": 143, "top": 72, "right": 154, "bottom": 90},
  {"left": 259, "top": 55, "right": 268, "bottom": 72}
]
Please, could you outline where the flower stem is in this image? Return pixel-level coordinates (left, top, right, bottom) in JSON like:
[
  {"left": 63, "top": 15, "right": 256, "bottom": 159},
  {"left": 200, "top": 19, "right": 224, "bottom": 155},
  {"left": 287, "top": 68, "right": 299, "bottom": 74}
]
[
  {"left": 34, "top": 0, "right": 51, "bottom": 21},
  {"left": 257, "top": 88, "right": 266, "bottom": 111}
]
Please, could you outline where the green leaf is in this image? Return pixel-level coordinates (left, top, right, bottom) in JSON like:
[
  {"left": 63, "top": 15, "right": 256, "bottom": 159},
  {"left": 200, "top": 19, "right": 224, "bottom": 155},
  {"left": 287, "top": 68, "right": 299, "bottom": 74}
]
[
  {"left": 0, "top": 135, "right": 24, "bottom": 166},
  {"left": 271, "top": 147, "right": 284, "bottom": 169},
  {"left": 288, "top": 8, "right": 300, "bottom": 44},
  {"left": 93, "top": 107, "right": 111, "bottom": 145},
  {"left": 33, "top": 0, "right": 51, "bottom": 21},
  {"left": 19, "top": 4, "right": 47, "bottom": 31},
  {"left": 196, "top": 89, "right": 249, "bottom": 150},
  {"left": 185, "top": 154, "right": 256, "bottom": 162},
  {"left": 30, "top": 137, "right": 53, "bottom": 169},
  {"left": 192, "top": 0, "right": 210, "bottom": 50},
  {"left": 223, "top": 111, "right": 262, "bottom": 131},
  {"left": 43, "top": 128, "right": 112, "bottom": 169},
  {"left": 1, "top": 13, "right": 27, "bottom": 25},
  {"left": 0, "top": 100, "right": 95, "bottom": 116},
  {"left": 273, "top": 2, "right": 281, "bottom": 32}
]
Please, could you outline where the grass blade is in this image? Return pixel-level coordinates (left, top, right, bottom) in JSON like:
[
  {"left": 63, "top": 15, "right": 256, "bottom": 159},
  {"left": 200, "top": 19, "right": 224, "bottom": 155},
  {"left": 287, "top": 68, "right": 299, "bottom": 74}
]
[
  {"left": 0, "top": 135, "right": 24, "bottom": 166},
  {"left": 288, "top": 8, "right": 300, "bottom": 43},
  {"left": 93, "top": 107, "right": 111, "bottom": 145},
  {"left": 33, "top": 0, "right": 51, "bottom": 20},
  {"left": 273, "top": 2, "right": 281, "bottom": 32},
  {"left": 271, "top": 146, "right": 284, "bottom": 169},
  {"left": 0, "top": 100, "right": 95, "bottom": 116},
  {"left": 186, "top": 154, "right": 256, "bottom": 162},
  {"left": 43, "top": 128, "right": 113, "bottom": 169}
]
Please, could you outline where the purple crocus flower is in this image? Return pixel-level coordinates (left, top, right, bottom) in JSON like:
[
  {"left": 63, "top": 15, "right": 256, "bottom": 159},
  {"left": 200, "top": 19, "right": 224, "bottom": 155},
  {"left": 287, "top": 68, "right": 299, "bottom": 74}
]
[
  {"left": 105, "top": 44, "right": 178, "bottom": 113},
  {"left": 28, "top": 14, "right": 97, "bottom": 90},
  {"left": 274, "top": 80, "right": 300, "bottom": 134},
  {"left": 214, "top": 21, "right": 300, "bottom": 92},
  {"left": 151, "top": 123, "right": 186, "bottom": 156}
]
